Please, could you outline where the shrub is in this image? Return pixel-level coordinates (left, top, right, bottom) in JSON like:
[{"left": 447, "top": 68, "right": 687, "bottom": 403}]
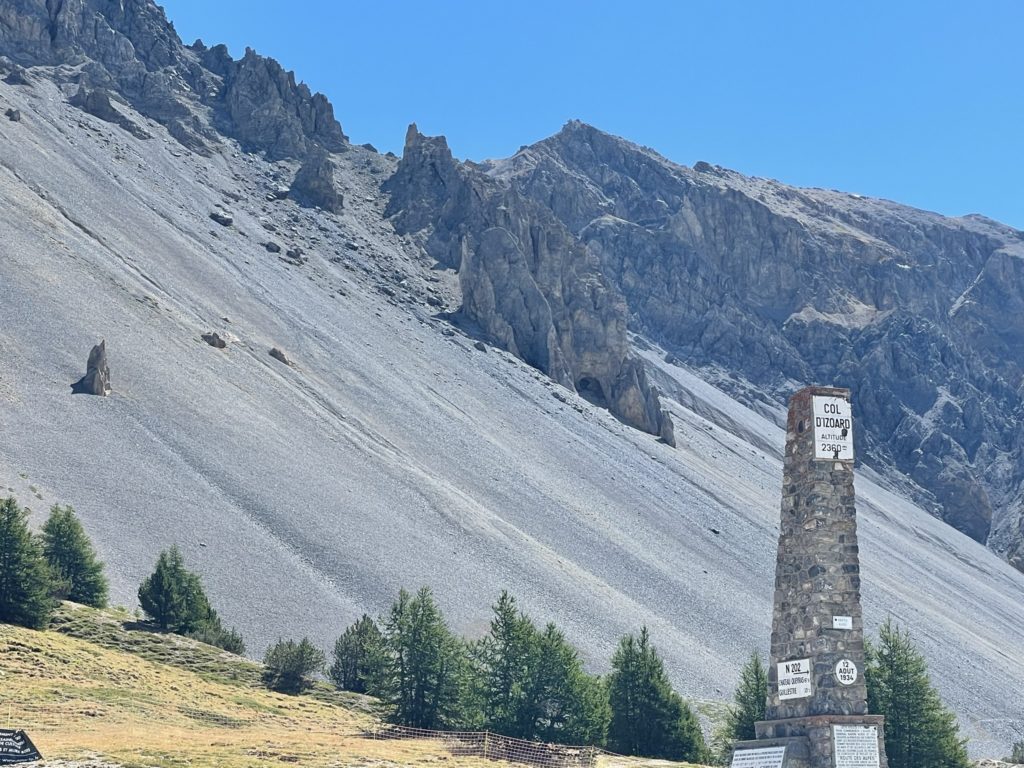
[{"left": 263, "top": 638, "right": 325, "bottom": 693}]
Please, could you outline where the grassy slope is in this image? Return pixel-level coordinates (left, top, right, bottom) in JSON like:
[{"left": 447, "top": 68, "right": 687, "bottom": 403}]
[{"left": 1, "top": 604, "right": 705, "bottom": 768}]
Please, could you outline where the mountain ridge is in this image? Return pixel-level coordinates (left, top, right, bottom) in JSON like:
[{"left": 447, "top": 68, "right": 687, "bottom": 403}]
[
  {"left": 1, "top": 0, "right": 1023, "bottom": 755},
  {"left": 473, "top": 117, "right": 1024, "bottom": 561}
]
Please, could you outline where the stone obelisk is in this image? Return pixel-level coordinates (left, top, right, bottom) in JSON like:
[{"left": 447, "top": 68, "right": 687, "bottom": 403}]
[{"left": 732, "top": 386, "right": 888, "bottom": 768}]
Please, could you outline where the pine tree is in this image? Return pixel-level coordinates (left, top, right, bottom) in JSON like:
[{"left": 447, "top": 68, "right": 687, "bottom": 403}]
[
  {"left": 0, "top": 497, "right": 54, "bottom": 629},
  {"left": 726, "top": 651, "right": 767, "bottom": 740},
  {"left": 866, "top": 619, "right": 970, "bottom": 768},
  {"left": 372, "top": 587, "right": 470, "bottom": 729},
  {"left": 477, "top": 591, "right": 538, "bottom": 737},
  {"left": 138, "top": 545, "right": 192, "bottom": 630},
  {"left": 1009, "top": 740, "right": 1024, "bottom": 764},
  {"left": 136, "top": 545, "right": 242, "bottom": 653},
  {"left": 330, "top": 614, "right": 384, "bottom": 692},
  {"left": 263, "top": 638, "right": 325, "bottom": 693},
  {"left": 714, "top": 650, "right": 768, "bottom": 761},
  {"left": 607, "top": 627, "right": 707, "bottom": 762},
  {"left": 524, "top": 622, "right": 609, "bottom": 746},
  {"left": 40, "top": 504, "right": 108, "bottom": 608}
]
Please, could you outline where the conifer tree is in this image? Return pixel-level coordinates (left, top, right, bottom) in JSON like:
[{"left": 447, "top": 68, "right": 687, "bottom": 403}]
[
  {"left": 138, "top": 545, "right": 192, "bottom": 630},
  {"left": 607, "top": 627, "right": 707, "bottom": 762},
  {"left": 40, "top": 504, "right": 108, "bottom": 608},
  {"left": 477, "top": 591, "right": 537, "bottom": 737},
  {"left": 713, "top": 650, "right": 768, "bottom": 761},
  {"left": 372, "top": 587, "right": 470, "bottom": 729},
  {"left": 524, "top": 622, "right": 610, "bottom": 746},
  {"left": 0, "top": 497, "right": 54, "bottom": 629},
  {"left": 1009, "top": 740, "right": 1024, "bottom": 764},
  {"left": 263, "top": 637, "right": 325, "bottom": 693},
  {"left": 189, "top": 609, "right": 247, "bottom": 655},
  {"left": 330, "top": 614, "right": 384, "bottom": 692},
  {"left": 725, "top": 651, "right": 767, "bottom": 741},
  {"left": 866, "top": 619, "right": 970, "bottom": 768},
  {"left": 137, "top": 545, "right": 243, "bottom": 653}
]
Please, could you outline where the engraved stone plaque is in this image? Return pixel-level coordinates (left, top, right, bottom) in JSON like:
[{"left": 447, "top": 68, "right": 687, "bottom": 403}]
[
  {"left": 730, "top": 745, "right": 786, "bottom": 768},
  {"left": 833, "top": 725, "right": 880, "bottom": 768}
]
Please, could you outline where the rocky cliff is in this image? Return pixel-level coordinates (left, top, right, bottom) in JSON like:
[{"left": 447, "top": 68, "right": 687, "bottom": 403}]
[
  {"left": 0, "top": 0, "right": 345, "bottom": 157},
  {"left": 483, "top": 121, "right": 1024, "bottom": 558},
  {"left": 385, "top": 126, "right": 675, "bottom": 444}
]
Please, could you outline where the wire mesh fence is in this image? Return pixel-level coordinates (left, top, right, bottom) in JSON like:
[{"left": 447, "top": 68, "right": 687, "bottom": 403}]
[
  {"left": 5, "top": 689, "right": 627, "bottom": 768},
  {"left": 366, "top": 723, "right": 613, "bottom": 767}
]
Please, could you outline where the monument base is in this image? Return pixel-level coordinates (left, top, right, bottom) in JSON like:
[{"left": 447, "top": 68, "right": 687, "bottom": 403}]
[
  {"left": 731, "top": 736, "right": 810, "bottom": 768},
  {"left": 731, "top": 715, "right": 887, "bottom": 768}
]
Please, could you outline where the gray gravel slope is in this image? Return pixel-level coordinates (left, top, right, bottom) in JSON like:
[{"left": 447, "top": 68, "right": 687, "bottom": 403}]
[{"left": 0, "top": 75, "right": 1021, "bottom": 754}]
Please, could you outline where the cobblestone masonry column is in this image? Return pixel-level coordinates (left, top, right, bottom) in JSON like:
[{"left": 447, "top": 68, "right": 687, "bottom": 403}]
[
  {"left": 766, "top": 386, "right": 868, "bottom": 720},
  {"left": 732, "top": 386, "right": 887, "bottom": 768}
]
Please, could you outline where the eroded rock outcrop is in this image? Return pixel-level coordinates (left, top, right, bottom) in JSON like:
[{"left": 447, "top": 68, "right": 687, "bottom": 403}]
[
  {"left": 386, "top": 126, "right": 675, "bottom": 445},
  {"left": 289, "top": 146, "right": 343, "bottom": 212},
  {"left": 0, "top": 1, "right": 345, "bottom": 159},
  {"left": 201, "top": 45, "right": 346, "bottom": 160},
  {"left": 72, "top": 340, "right": 110, "bottom": 395}
]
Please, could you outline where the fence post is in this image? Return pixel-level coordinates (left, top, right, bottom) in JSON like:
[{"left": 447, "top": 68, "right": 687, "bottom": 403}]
[{"left": 483, "top": 730, "right": 489, "bottom": 759}]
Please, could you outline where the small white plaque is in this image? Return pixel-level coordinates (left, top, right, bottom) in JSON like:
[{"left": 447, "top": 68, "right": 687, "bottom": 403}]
[
  {"left": 777, "top": 657, "right": 812, "bottom": 700},
  {"left": 833, "top": 615, "right": 853, "bottom": 630},
  {"left": 813, "top": 395, "right": 854, "bottom": 461},
  {"left": 835, "top": 658, "right": 858, "bottom": 685},
  {"left": 731, "top": 745, "right": 786, "bottom": 768},
  {"left": 833, "top": 724, "right": 880, "bottom": 768}
]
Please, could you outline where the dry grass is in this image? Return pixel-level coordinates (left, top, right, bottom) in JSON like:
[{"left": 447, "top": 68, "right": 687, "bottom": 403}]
[
  {"left": 0, "top": 606, "right": 495, "bottom": 767},
  {"left": 1, "top": 604, "right": 705, "bottom": 768}
]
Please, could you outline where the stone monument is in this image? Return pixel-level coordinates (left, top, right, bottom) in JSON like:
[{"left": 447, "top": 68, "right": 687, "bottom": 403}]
[{"left": 731, "top": 386, "right": 888, "bottom": 768}]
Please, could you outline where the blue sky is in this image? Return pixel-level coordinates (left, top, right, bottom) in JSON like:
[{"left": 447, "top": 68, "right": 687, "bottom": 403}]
[{"left": 160, "top": 1, "right": 1022, "bottom": 228}]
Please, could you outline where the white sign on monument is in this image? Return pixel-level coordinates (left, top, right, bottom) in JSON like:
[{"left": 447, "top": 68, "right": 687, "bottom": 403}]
[
  {"left": 777, "top": 657, "right": 812, "bottom": 700},
  {"left": 812, "top": 395, "right": 854, "bottom": 461},
  {"left": 730, "top": 745, "right": 786, "bottom": 768},
  {"left": 833, "top": 615, "right": 853, "bottom": 630},
  {"left": 833, "top": 725, "right": 880, "bottom": 768},
  {"left": 835, "top": 658, "right": 858, "bottom": 686}
]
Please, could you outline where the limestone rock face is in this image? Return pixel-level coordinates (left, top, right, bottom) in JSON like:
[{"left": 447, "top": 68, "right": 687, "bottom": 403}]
[
  {"left": 213, "top": 47, "right": 346, "bottom": 160},
  {"left": 487, "top": 120, "right": 1024, "bottom": 558},
  {"left": 386, "top": 126, "right": 675, "bottom": 445},
  {"left": 72, "top": 340, "right": 110, "bottom": 395},
  {"left": 289, "top": 147, "right": 343, "bottom": 212},
  {"left": 0, "top": 0, "right": 345, "bottom": 159}
]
